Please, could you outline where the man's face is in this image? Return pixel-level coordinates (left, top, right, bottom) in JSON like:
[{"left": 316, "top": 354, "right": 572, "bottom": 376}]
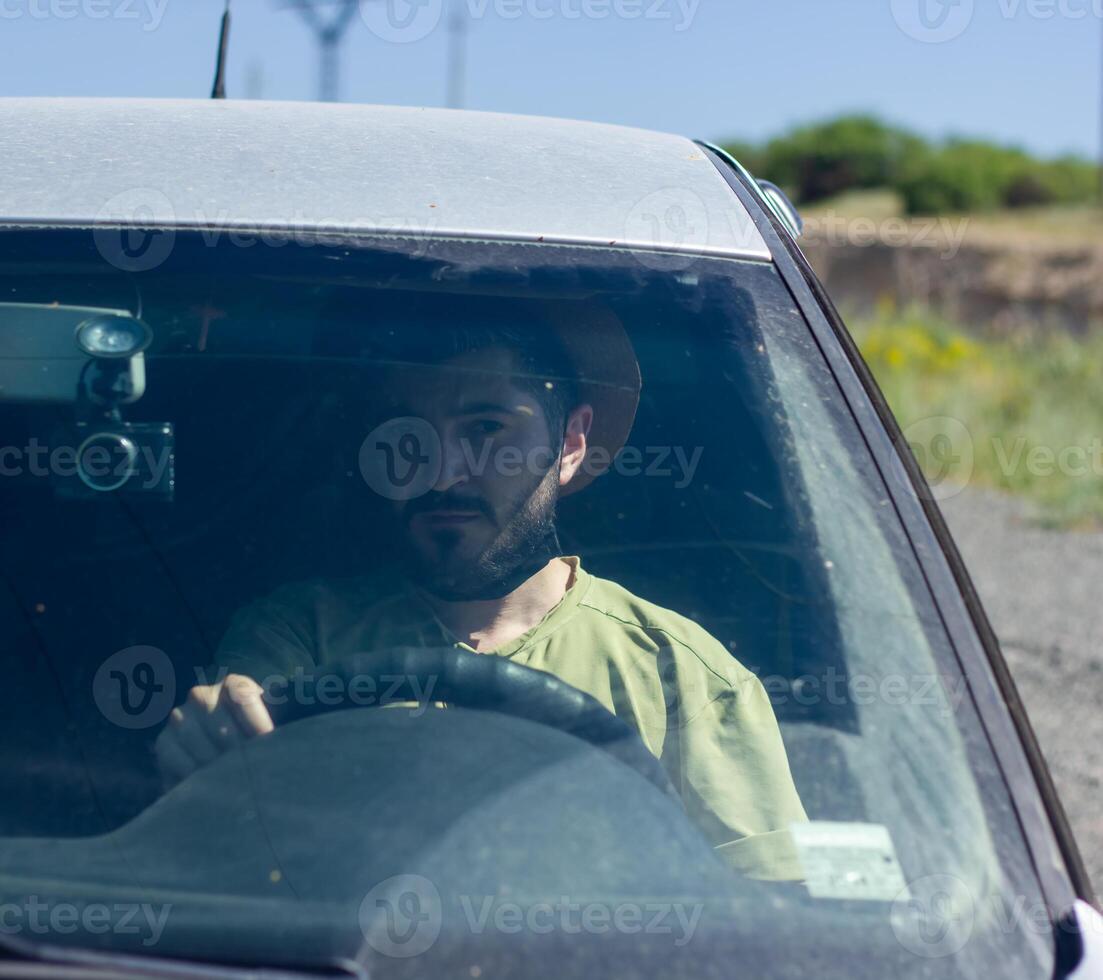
[{"left": 390, "top": 346, "right": 573, "bottom": 600}]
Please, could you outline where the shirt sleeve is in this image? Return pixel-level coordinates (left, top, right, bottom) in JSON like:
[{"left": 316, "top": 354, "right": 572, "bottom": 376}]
[
  {"left": 664, "top": 645, "right": 808, "bottom": 881},
  {"left": 212, "top": 581, "right": 324, "bottom": 684}
]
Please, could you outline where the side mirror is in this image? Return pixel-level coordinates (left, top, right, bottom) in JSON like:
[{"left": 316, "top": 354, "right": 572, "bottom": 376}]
[
  {"left": 757, "top": 180, "right": 804, "bottom": 240},
  {"left": 1056, "top": 899, "right": 1103, "bottom": 979},
  {"left": 693, "top": 143, "right": 804, "bottom": 241}
]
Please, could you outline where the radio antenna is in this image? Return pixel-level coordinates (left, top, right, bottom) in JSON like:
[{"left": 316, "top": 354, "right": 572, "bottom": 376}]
[{"left": 211, "top": 0, "right": 233, "bottom": 99}]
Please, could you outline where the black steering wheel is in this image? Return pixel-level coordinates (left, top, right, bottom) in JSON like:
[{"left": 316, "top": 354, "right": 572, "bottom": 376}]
[{"left": 263, "top": 647, "right": 679, "bottom": 801}]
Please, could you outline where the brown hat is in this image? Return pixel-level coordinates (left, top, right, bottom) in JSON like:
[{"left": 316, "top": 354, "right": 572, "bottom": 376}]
[
  {"left": 365, "top": 294, "right": 641, "bottom": 495},
  {"left": 543, "top": 304, "right": 642, "bottom": 495}
]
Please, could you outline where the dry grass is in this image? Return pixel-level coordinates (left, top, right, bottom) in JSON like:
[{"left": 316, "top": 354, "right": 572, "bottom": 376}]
[
  {"left": 803, "top": 189, "right": 1103, "bottom": 246},
  {"left": 852, "top": 309, "right": 1103, "bottom": 528}
]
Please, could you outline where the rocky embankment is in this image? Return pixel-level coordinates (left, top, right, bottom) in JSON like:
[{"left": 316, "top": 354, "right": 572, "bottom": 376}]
[{"left": 801, "top": 215, "right": 1103, "bottom": 334}]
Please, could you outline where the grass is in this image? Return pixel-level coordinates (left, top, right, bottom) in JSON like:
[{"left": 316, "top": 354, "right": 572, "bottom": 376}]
[
  {"left": 850, "top": 307, "right": 1103, "bottom": 528},
  {"left": 803, "top": 189, "right": 1103, "bottom": 245},
  {"left": 801, "top": 189, "right": 905, "bottom": 222}
]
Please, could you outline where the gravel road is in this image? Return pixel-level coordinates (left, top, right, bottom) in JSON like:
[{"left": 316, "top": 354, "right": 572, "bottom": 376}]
[{"left": 941, "top": 489, "right": 1103, "bottom": 895}]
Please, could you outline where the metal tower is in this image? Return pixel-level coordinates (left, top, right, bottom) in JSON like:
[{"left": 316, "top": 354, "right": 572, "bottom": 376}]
[{"left": 279, "top": 0, "right": 362, "bottom": 103}]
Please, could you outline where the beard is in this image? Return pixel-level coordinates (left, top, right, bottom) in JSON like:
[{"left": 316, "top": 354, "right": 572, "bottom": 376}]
[{"left": 401, "top": 462, "right": 562, "bottom": 601}]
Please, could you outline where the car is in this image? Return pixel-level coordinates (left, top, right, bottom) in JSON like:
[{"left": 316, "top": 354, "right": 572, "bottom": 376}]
[{"left": 0, "top": 97, "right": 1097, "bottom": 980}]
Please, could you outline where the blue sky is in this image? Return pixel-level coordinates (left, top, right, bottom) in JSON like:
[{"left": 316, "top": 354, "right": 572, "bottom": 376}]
[{"left": 0, "top": 0, "right": 1098, "bottom": 158}]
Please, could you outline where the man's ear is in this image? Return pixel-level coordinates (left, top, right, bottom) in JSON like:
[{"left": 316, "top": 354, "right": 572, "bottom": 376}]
[{"left": 558, "top": 404, "right": 594, "bottom": 488}]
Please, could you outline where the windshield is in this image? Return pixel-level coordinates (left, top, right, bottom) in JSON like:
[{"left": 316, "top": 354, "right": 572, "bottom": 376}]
[{"left": 0, "top": 229, "right": 1052, "bottom": 978}]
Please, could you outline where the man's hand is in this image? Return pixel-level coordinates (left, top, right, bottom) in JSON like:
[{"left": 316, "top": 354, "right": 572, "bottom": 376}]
[{"left": 154, "top": 674, "right": 275, "bottom": 788}]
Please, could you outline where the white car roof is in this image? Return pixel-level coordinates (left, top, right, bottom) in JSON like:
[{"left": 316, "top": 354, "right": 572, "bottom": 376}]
[{"left": 0, "top": 98, "right": 769, "bottom": 261}]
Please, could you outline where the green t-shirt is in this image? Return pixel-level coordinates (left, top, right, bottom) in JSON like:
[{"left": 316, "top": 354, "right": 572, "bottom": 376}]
[{"left": 214, "top": 557, "right": 808, "bottom": 880}]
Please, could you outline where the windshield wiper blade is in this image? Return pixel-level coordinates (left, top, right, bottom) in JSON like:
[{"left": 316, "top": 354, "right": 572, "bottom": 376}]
[{"left": 0, "top": 932, "right": 366, "bottom": 980}]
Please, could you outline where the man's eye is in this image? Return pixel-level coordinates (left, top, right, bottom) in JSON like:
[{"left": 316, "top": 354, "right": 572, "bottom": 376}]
[{"left": 471, "top": 419, "right": 506, "bottom": 436}]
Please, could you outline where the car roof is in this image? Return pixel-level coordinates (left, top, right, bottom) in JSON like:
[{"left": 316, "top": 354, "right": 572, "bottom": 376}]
[{"left": 0, "top": 98, "right": 770, "bottom": 261}]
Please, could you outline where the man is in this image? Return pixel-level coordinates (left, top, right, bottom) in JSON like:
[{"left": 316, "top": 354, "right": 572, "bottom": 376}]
[{"left": 155, "top": 299, "right": 807, "bottom": 880}]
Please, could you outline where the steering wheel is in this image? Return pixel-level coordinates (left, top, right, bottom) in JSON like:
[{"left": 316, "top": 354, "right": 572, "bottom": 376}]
[
  {"left": 0, "top": 649, "right": 733, "bottom": 967},
  {"left": 263, "top": 647, "right": 679, "bottom": 801}
]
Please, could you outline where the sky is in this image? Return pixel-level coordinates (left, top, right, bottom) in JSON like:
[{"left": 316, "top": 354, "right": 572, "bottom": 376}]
[{"left": 0, "top": 0, "right": 1098, "bottom": 159}]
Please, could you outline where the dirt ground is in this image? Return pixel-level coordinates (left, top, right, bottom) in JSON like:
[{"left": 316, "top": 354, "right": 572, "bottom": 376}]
[{"left": 942, "top": 488, "right": 1103, "bottom": 895}]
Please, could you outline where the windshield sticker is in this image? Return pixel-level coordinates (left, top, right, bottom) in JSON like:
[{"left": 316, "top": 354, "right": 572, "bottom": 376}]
[{"left": 791, "top": 822, "right": 910, "bottom": 902}]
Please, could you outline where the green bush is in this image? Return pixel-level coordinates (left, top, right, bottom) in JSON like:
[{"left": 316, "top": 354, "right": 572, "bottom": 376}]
[
  {"left": 1003, "top": 171, "right": 1056, "bottom": 208},
  {"left": 895, "top": 141, "right": 1099, "bottom": 214},
  {"left": 746, "top": 115, "right": 924, "bottom": 204},
  {"left": 1037, "top": 156, "right": 1099, "bottom": 205},
  {"left": 894, "top": 141, "right": 1031, "bottom": 213},
  {"left": 720, "top": 115, "right": 1100, "bottom": 215}
]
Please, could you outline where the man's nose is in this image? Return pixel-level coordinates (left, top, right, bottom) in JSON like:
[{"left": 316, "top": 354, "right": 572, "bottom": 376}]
[{"left": 432, "top": 434, "right": 473, "bottom": 493}]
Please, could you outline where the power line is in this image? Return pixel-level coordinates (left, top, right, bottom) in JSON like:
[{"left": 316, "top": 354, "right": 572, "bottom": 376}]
[{"left": 278, "top": 0, "right": 362, "bottom": 102}]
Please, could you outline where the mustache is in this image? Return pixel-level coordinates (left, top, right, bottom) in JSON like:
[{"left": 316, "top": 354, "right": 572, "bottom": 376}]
[{"left": 403, "top": 490, "right": 496, "bottom": 523}]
